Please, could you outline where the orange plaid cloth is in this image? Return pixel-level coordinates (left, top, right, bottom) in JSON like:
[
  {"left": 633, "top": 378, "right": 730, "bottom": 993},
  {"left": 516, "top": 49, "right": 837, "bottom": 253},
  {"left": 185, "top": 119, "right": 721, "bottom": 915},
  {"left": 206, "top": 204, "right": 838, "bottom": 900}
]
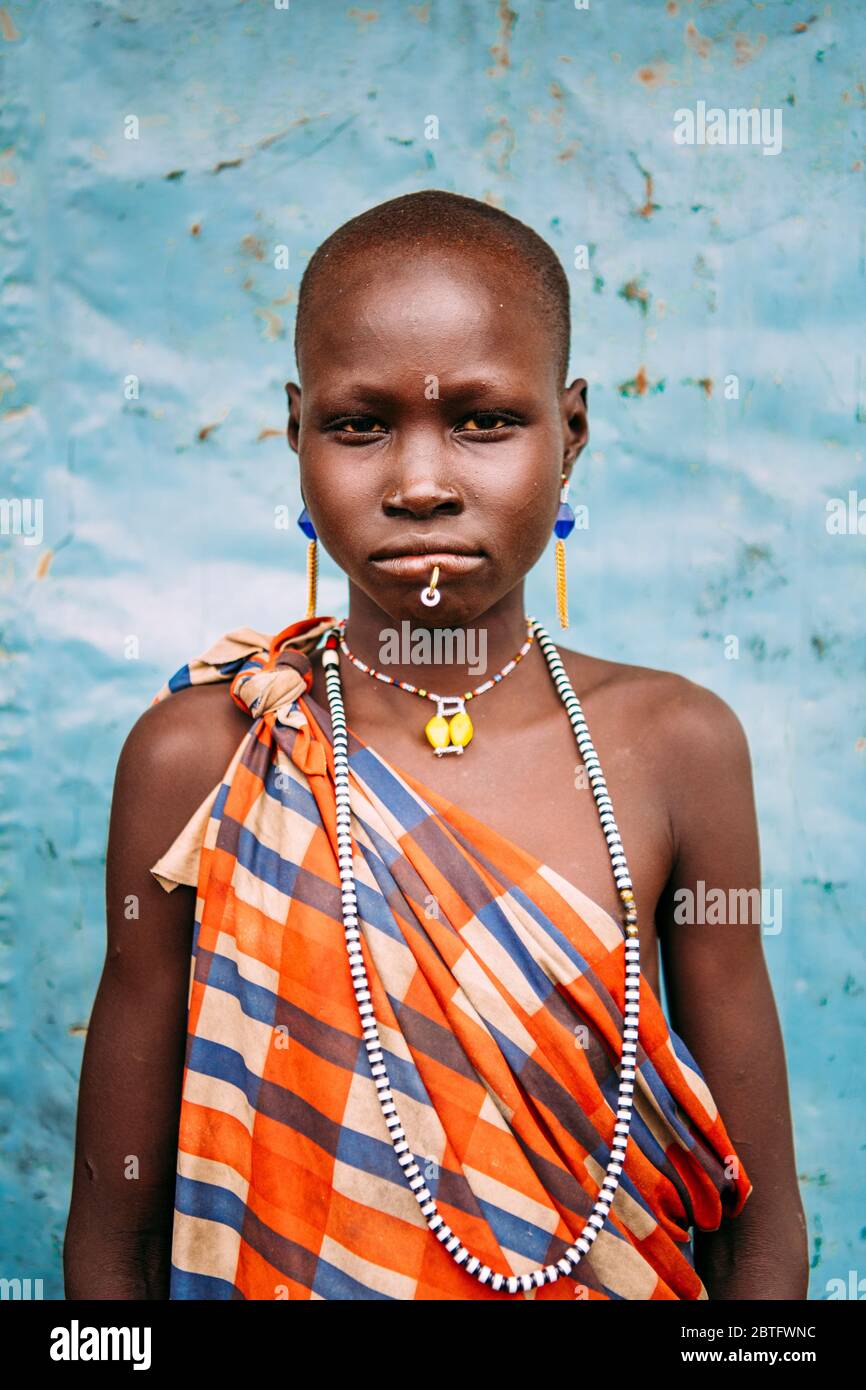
[{"left": 150, "top": 616, "right": 751, "bottom": 1299}]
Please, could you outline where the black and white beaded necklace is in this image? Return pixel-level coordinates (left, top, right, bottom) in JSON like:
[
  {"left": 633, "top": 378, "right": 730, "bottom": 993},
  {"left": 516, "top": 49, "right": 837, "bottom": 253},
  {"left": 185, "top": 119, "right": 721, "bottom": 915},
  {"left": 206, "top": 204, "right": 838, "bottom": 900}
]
[{"left": 320, "top": 616, "right": 640, "bottom": 1296}]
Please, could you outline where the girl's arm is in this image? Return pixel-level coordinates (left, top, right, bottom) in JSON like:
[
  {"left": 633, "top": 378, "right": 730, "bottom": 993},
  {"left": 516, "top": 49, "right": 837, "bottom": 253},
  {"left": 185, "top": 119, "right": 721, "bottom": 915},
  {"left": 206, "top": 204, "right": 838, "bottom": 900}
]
[
  {"left": 654, "top": 681, "right": 808, "bottom": 1300},
  {"left": 63, "top": 687, "right": 244, "bottom": 1298}
]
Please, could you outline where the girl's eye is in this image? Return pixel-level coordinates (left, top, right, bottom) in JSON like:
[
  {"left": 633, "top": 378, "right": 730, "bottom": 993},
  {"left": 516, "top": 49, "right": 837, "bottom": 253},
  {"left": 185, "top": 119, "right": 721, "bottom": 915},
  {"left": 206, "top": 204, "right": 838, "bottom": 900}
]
[
  {"left": 325, "top": 411, "right": 520, "bottom": 436},
  {"left": 330, "top": 417, "right": 387, "bottom": 434},
  {"left": 459, "top": 412, "right": 517, "bottom": 432}
]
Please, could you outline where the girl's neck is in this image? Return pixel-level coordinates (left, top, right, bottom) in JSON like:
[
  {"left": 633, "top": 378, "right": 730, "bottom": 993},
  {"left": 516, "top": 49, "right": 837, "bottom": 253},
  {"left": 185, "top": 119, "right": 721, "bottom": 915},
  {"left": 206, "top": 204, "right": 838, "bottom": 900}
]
[{"left": 341, "top": 582, "right": 531, "bottom": 695}]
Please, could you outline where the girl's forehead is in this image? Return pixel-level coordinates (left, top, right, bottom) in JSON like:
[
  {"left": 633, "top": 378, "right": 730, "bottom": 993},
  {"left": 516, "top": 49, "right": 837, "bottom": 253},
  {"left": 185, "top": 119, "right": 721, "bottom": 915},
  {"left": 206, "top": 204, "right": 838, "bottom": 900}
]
[
  {"left": 296, "top": 241, "right": 565, "bottom": 394},
  {"left": 304, "top": 324, "right": 551, "bottom": 396},
  {"left": 304, "top": 260, "right": 551, "bottom": 368},
  {"left": 317, "top": 242, "right": 538, "bottom": 317}
]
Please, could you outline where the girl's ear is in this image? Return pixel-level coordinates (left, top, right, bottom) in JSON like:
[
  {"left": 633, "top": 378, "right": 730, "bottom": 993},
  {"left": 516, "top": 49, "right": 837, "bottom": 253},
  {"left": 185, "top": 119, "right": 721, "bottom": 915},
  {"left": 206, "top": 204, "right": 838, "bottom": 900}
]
[
  {"left": 561, "top": 376, "right": 589, "bottom": 467},
  {"left": 285, "top": 381, "right": 302, "bottom": 454}
]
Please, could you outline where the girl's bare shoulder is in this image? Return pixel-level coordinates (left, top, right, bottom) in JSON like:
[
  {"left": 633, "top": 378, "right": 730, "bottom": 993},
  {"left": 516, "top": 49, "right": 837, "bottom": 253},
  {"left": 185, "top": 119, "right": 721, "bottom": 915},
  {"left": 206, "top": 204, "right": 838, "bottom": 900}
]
[
  {"left": 118, "top": 682, "right": 252, "bottom": 828},
  {"left": 554, "top": 642, "right": 752, "bottom": 769}
]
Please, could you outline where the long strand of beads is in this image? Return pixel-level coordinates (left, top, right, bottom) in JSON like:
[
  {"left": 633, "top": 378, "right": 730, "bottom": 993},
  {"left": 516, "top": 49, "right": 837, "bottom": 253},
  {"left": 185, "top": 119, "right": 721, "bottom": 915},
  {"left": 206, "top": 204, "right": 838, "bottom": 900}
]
[{"left": 319, "top": 616, "right": 641, "bottom": 1295}]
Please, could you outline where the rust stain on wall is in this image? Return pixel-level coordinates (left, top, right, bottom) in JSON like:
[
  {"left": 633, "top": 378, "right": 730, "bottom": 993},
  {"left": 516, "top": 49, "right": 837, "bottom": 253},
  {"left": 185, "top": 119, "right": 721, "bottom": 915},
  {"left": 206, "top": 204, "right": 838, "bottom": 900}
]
[
  {"left": 684, "top": 21, "right": 713, "bottom": 59},
  {"left": 488, "top": 0, "right": 518, "bottom": 74}
]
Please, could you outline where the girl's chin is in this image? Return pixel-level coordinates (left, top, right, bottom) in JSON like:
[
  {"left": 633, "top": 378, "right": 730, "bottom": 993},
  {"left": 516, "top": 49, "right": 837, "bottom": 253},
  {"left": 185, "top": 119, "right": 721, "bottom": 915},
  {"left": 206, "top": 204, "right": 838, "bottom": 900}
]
[{"left": 365, "top": 591, "right": 501, "bottom": 631}]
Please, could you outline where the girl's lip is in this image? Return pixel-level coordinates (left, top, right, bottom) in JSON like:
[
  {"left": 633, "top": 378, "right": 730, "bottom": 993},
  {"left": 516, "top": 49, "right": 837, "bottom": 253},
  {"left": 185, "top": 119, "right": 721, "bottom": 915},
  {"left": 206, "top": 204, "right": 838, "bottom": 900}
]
[{"left": 370, "top": 552, "right": 486, "bottom": 580}]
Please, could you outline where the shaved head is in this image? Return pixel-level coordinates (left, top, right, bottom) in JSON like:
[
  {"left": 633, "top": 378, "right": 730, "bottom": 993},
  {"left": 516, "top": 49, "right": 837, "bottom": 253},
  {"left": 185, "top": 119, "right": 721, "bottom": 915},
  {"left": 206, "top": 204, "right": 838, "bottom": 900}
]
[{"left": 294, "top": 189, "right": 571, "bottom": 391}]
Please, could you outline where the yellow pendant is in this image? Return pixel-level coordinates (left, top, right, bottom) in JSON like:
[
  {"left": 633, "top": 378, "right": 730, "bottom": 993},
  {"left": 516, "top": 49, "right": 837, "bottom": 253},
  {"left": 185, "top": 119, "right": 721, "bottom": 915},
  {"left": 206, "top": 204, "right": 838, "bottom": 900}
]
[
  {"left": 425, "top": 713, "right": 451, "bottom": 750},
  {"left": 448, "top": 710, "right": 473, "bottom": 747},
  {"left": 424, "top": 703, "right": 474, "bottom": 753}
]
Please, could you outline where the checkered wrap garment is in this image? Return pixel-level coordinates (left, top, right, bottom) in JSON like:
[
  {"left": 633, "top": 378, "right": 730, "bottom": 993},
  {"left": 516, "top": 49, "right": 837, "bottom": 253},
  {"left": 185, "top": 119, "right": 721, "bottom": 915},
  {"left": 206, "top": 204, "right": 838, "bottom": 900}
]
[{"left": 150, "top": 614, "right": 752, "bottom": 1301}]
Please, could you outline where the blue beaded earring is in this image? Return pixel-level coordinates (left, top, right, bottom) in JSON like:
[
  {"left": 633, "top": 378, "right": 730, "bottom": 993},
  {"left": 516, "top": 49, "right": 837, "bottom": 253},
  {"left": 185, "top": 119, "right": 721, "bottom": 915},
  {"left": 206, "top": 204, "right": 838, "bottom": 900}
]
[
  {"left": 554, "top": 470, "right": 575, "bottom": 628},
  {"left": 297, "top": 504, "right": 317, "bottom": 618}
]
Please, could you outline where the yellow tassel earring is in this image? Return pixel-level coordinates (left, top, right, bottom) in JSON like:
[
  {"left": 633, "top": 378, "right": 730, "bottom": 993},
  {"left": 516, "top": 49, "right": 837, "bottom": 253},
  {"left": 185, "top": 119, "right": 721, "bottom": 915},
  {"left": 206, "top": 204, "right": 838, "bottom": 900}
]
[
  {"left": 297, "top": 505, "right": 318, "bottom": 618},
  {"left": 305, "top": 539, "right": 318, "bottom": 618},
  {"left": 553, "top": 470, "right": 575, "bottom": 629}
]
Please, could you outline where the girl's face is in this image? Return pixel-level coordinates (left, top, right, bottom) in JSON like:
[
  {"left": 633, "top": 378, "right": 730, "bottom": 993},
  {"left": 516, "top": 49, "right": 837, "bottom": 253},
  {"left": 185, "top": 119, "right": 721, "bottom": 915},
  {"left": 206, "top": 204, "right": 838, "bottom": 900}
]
[{"left": 286, "top": 247, "right": 588, "bottom": 627}]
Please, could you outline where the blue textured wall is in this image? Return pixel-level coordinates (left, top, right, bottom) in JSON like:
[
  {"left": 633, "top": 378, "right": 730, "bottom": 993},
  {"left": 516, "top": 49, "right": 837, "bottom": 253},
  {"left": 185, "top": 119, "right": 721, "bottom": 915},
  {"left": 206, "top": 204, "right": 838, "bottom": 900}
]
[{"left": 1, "top": 0, "right": 864, "bottom": 1300}]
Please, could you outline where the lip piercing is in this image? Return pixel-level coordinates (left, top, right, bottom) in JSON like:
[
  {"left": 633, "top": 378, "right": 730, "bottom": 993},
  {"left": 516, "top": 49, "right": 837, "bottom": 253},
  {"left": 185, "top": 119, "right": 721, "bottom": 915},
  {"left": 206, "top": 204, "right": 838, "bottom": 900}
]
[{"left": 420, "top": 564, "right": 441, "bottom": 607}]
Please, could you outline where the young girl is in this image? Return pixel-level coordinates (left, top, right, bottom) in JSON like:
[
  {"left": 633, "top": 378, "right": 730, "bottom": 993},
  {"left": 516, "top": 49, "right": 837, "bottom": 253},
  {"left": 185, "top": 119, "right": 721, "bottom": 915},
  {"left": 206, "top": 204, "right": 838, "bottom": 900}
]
[{"left": 64, "top": 190, "right": 807, "bottom": 1300}]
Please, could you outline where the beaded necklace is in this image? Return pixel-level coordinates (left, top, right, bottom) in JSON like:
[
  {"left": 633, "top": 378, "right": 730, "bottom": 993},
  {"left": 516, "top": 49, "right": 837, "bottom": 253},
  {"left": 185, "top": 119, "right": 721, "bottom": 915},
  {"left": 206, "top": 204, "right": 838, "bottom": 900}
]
[
  {"left": 337, "top": 615, "right": 534, "bottom": 756},
  {"left": 320, "top": 616, "right": 641, "bottom": 1296}
]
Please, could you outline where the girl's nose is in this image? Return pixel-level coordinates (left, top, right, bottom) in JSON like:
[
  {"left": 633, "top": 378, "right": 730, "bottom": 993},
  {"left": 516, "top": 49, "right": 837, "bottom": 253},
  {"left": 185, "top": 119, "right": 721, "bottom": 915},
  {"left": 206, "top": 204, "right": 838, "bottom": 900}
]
[{"left": 383, "top": 475, "right": 462, "bottom": 518}]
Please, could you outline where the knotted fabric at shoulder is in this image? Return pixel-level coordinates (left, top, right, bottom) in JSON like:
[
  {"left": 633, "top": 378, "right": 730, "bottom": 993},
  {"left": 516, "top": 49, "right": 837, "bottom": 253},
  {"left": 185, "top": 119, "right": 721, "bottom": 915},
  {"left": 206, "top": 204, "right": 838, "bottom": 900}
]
[
  {"left": 150, "top": 614, "right": 336, "bottom": 715},
  {"left": 229, "top": 615, "right": 336, "bottom": 722},
  {"left": 148, "top": 614, "right": 337, "bottom": 892}
]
